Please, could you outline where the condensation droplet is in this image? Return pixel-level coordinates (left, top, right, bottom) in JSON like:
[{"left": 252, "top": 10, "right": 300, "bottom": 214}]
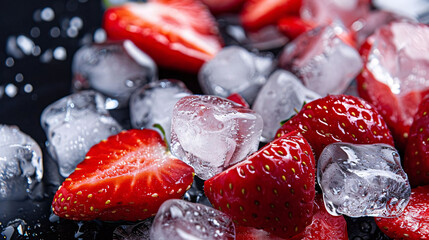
[
  {"left": 5, "top": 83, "right": 18, "bottom": 98},
  {"left": 17, "top": 35, "right": 35, "bottom": 55},
  {"left": 40, "top": 49, "right": 53, "bottom": 63},
  {"left": 15, "top": 73, "right": 24, "bottom": 82},
  {"left": 30, "top": 27, "right": 40, "bottom": 38},
  {"left": 67, "top": 27, "right": 79, "bottom": 38},
  {"left": 70, "top": 16, "right": 83, "bottom": 30},
  {"left": 33, "top": 9, "right": 41, "bottom": 22},
  {"left": 32, "top": 46, "right": 42, "bottom": 56},
  {"left": 94, "top": 28, "right": 107, "bottom": 43},
  {"left": 41, "top": 7, "right": 55, "bottom": 22},
  {"left": 53, "top": 47, "right": 67, "bottom": 61},
  {"left": 24, "top": 84, "right": 33, "bottom": 93},
  {"left": 50, "top": 27, "right": 61, "bottom": 38},
  {"left": 5, "top": 57, "right": 15, "bottom": 67}
]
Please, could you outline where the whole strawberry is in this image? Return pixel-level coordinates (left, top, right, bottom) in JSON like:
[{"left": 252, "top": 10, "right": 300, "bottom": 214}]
[
  {"left": 375, "top": 185, "right": 429, "bottom": 239},
  {"left": 204, "top": 131, "right": 316, "bottom": 239},
  {"left": 276, "top": 95, "right": 394, "bottom": 159},
  {"left": 404, "top": 97, "right": 429, "bottom": 187},
  {"left": 52, "top": 129, "right": 195, "bottom": 221}
]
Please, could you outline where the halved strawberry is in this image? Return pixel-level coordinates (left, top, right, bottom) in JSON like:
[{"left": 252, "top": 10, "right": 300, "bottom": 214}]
[
  {"left": 205, "top": 131, "right": 316, "bottom": 238},
  {"left": 235, "top": 195, "right": 348, "bottom": 240},
  {"left": 227, "top": 93, "right": 249, "bottom": 108},
  {"left": 375, "top": 185, "right": 429, "bottom": 239},
  {"left": 404, "top": 97, "right": 429, "bottom": 187},
  {"left": 103, "top": 0, "right": 223, "bottom": 73},
  {"left": 357, "top": 21, "right": 429, "bottom": 149},
  {"left": 276, "top": 95, "right": 394, "bottom": 159},
  {"left": 240, "top": 0, "right": 302, "bottom": 31},
  {"left": 51, "top": 129, "right": 195, "bottom": 221}
]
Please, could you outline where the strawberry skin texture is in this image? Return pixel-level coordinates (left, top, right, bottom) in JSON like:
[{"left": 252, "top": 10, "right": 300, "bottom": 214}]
[
  {"left": 276, "top": 95, "right": 394, "bottom": 159},
  {"left": 103, "top": 0, "right": 223, "bottom": 73},
  {"left": 205, "top": 131, "right": 316, "bottom": 238},
  {"left": 240, "top": 0, "right": 302, "bottom": 31},
  {"left": 404, "top": 97, "right": 429, "bottom": 187},
  {"left": 375, "top": 185, "right": 429, "bottom": 239},
  {"left": 52, "top": 129, "right": 195, "bottom": 221}
]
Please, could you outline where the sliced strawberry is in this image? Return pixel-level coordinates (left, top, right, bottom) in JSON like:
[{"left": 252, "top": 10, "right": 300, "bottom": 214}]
[
  {"left": 51, "top": 129, "right": 195, "bottom": 221},
  {"left": 277, "top": 16, "right": 316, "bottom": 40},
  {"left": 103, "top": 0, "right": 223, "bottom": 73},
  {"left": 240, "top": 0, "right": 302, "bottom": 31},
  {"left": 404, "top": 97, "right": 429, "bottom": 187},
  {"left": 235, "top": 194, "right": 348, "bottom": 240},
  {"left": 276, "top": 95, "right": 394, "bottom": 159},
  {"left": 357, "top": 21, "right": 429, "bottom": 148},
  {"left": 227, "top": 93, "right": 250, "bottom": 108},
  {"left": 200, "top": 0, "right": 246, "bottom": 14},
  {"left": 205, "top": 131, "right": 316, "bottom": 238},
  {"left": 375, "top": 185, "right": 429, "bottom": 239}
]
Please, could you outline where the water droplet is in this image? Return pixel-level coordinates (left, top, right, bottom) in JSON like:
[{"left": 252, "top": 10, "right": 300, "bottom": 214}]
[
  {"left": 70, "top": 16, "right": 83, "bottom": 30},
  {"left": 53, "top": 47, "right": 67, "bottom": 61},
  {"left": 41, "top": 7, "right": 55, "bottom": 22},
  {"left": 32, "top": 46, "right": 42, "bottom": 56},
  {"left": 17, "top": 35, "right": 35, "bottom": 55},
  {"left": 24, "top": 84, "right": 33, "bottom": 93},
  {"left": 94, "top": 28, "right": 107, "bottom": 43},
  {"left": 5, "top": 57, "right": 15, "bottom": 67},
  {"left": 67, "top": 27, "right": 79, "bottom": 38},
  {"left": 50, "top": 27, "right": 61, "bottom": 38},
  {"left": 5, "top": 83, "right": 18, "bottom": 98},
  {"left": 15, "top": 73, "right": 24, "bottom": 82},
  {"left": 30, "top": 27, "right": 40, "bottom": 38},
  {"left": 40, "top": 49, "right": 53, "bottom": 63}
]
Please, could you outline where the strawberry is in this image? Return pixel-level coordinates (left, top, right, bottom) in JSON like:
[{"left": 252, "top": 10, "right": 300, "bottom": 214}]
[
  {"left": 375, "top": 185, "right": 429, "bottom": 239},
  {"left": 277, "top": 16, "right": 316, "bottom": 40},
  {"left": 204, "top": 131, "right": 316, "bottom": 238},
  {"left": 51, "top": 129, "right": 195, "bottom": 221},
  {"left": 240, "top": 0, "right": 302, "bottom": 31},
  {"left": 357, "top": 21, "right": 429, "bottom": 149},
  {"left": 227, "top": 93, "right": 250, "bottom": 108},
  {"left": 103, "top": 0, "right": 223, "bottom": 73},
  {"left": 276, "top": 95, "right": 394, "bottom": 159},
  {"left": 235, "top": 195, "right": 348, "bottom": 240},
  {"left": 404, "top": 97, "right": 429, "bottom": 187},
  {"left": 200, "top": 0, "right": 246, "bottom": 14}
]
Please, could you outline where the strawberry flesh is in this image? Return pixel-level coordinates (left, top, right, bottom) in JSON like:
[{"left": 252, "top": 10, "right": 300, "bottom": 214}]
[
  {"left": 205, "top": 131, "right": 316, "bottom": 238},
  {"left": 227, "top": 93, "right": 250, "bottom": 108},
  {"left": 52, "top": 129, "right": 195, "bottom": 221}
]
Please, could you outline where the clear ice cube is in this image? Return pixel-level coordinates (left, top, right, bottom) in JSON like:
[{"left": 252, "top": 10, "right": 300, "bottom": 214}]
[
  {"left": 199, "top": 46, "right": 273, "bottom": 104},
  {"left": 0, "top": 125, "right": 43, "bottom": 200},
  {"left": 150, "top": 199, "right": 235, "bottom": 240},
  {"left": 317, "top": 142, "right": 411, "bottom": 218},
  {"left": 72, "top": 40, "right": 157, "bottom": 109},
  {"left": 279, "top": 25, "right": 363, "bottom": 96},
  {"left": 40, "top": 90, "right": 122, "bottom": 177},
  {"left": 129, "top": 79, "right": 191, "bottom": 143},
  {"left": 252, "top": 70, "right": 321, "bottom": 141},
  {"left": 113, "top": 218, "right": 153, "bottom": 240},
  {"left": 171, "top": 95, "right": 263, "bottom": 180}
]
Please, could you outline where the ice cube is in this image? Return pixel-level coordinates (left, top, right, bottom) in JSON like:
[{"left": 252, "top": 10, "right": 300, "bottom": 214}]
[
  {"left": 279, "top": 25, "right": 363, "bottom": 96},
  {"left": 40, "top": 90, "right": 122, "bottom": 177},
  {"left": 317, "top": 142, "right": 411, "bottom": 218},
  {"left": 113, "top": 218, "right": 153, "bottom": 240},
  {"left": 0, "top": 125, "right": 43, "bottom": 200},
  {"left": 150, "top": 199, "right": 235, "bottom": 240},
  {"left": 171, "top": 95, "right": 263, "bottom": 180},
  {"left": 72, "top": 40, "right": 157, "bottom": 109},
  {"left": 199, "top": 46, "right": 273, "bottom": 104},
  {"left": 129, "top": 79, "right": 191, "bottom": 143},
  {"left": 373, "top": 0, "right": 429, "bottom": 19},
  {"left": 252, "top": 70, "right": 321, "bottom": 141}
]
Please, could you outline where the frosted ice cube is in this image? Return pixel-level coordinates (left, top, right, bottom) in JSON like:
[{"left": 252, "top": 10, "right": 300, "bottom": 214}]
[
  {"left": 129, "top": 79, "right": 191, "bottom": 143},
  {"left": 72, "top": 40, "right": 157, "bottom": 109},
  {"left": 252, "top": 70, "right": 321, "bottom": 141},
  {"left": 150, "top": 199, "right": 235, "bottom": 240},
  {"left": 199, "top": 46, "right": 273, "bottom": 104},
  {"left": 41, "top": 91, "right": 122, "bottom": 177},
  {"left": 317, "top": 142, "right": 411, "bottom": 218},
  {"left": 113, "top": 218, "right": 153, "bottom": 240},
  {"left": 171, "top": 95, "right": 263, "bottom": 180},
  {"left": 0, "top": 125, "right": 43, "bottom": 200},
  {"left": 279, "top": 25, "right": 363, "bottom": 96}
]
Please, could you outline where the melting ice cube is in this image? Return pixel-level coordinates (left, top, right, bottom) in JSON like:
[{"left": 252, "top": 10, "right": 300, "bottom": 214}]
[
  {"left": 129, "top": 79, "right": 191, "bottom": 143},
  {"left": 40, "top": 90, "right": 122, "bottom": 177},
  {"left": 72, "top": 40, "right": 157, "bottom": 109},
  {"left": 279, "top": 25, "right": 363, "bottom": 96},
  {"left": 150, "top": 199, "right": 235, "bottom": 240},
  {"left": 199, "top": 46, "right": 273, "bottom": 104},
  {"left": 252, "top": 70, "right": 321, "bottom": 141},
  {"left": 0, "top": 125, "right": 43, "bottom": 200},
  {"left": 317, "top": 142, "right": 411, "bottom": 218},
  {"left": 171, "top": 95, "right": 263, "bottom": 180}
]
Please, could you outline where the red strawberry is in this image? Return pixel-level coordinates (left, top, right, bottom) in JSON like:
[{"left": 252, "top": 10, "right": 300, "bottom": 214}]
[
  {"left": 200, "top": 0, "right": 246, "bottom": 14},
  {"left": 240, "top": 0, "right": 302, "bottom": 31},
  {"left": 375, "top": 185, "right": 429, "bottom": 239},
  {"left": 235, "top": 195, "right": 348, "bottom": 240},
  {"left": 277, "top": 16, "right": 316, "bottom": 40},
  {"left": 276, "top": 95, "right": 394, "bottom": 159},
  {"left": 357, "top": 21, "right": 429, "bottom": 148},
  {"left": 204, "top": 131, "right": 316, "bottom": 238},
  {"left": 227, "top": 93, "right": 250, "bottom": 108},
  {"left": 404, "top": 97, "right": 429, "bottom": 187},
  {"left": 51, "top": 129, "right": 195, "bottom": 221},
  {"left": 103, "top": 0, "right": 223, "bottom": 73}
]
